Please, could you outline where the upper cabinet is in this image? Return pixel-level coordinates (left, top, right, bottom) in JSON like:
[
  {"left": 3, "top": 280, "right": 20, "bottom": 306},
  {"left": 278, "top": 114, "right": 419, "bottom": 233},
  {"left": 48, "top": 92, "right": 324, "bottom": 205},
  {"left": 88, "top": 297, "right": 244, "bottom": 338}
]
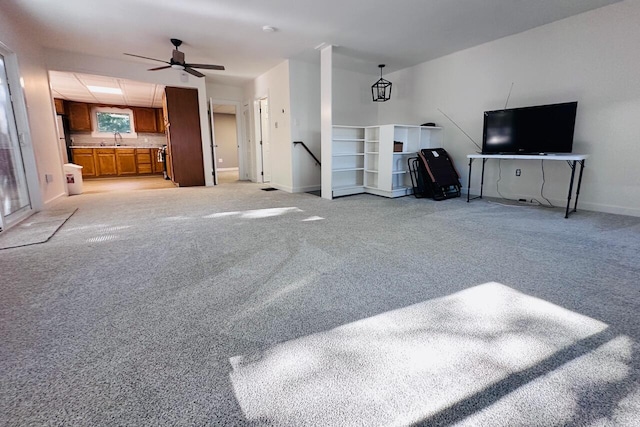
[
  {"left": 155, "top": 108, "right": 165, "bottom": 134},
  {"left": 62, "top": 101, "right": 165, "bottom": 134},
  {"left": 54, "top": 98, "right": 65, "bottom": 115},
  {"left": 132, "top": 107, "right": 158, "bottom": 133},
  {"left": 67, "top": 102, "right": 92, "bottom": 131}
]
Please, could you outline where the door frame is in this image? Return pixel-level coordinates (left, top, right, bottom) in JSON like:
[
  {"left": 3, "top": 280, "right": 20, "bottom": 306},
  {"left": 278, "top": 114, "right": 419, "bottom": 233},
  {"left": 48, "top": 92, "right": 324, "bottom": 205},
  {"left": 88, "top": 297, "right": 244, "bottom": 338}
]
[
  {"left": 209, "top": 98, "right": 246, "bottom": 183},
  {"left": 253, "top": 95, "right": 270, "bottom": 183},
  {"left": 241, "top": 102, "right": 255, "bottom": 182},
  {"left": 0, "top": 42, "right": 41, "bottom": 230}
]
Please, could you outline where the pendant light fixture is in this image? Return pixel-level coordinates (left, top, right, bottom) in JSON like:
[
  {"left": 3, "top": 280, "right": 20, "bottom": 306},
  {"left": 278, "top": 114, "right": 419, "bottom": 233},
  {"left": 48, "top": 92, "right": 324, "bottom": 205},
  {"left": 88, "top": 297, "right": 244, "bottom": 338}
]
[{"left": 371, "top": 64, "right": 392, "bottom": 102}]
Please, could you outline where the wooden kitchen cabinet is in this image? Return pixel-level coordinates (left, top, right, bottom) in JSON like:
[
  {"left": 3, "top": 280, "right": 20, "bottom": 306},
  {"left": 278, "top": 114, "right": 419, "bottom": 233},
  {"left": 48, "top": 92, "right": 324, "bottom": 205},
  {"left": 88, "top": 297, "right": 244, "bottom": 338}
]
[
  {"left": 135, "top": 148, "right": 153, "bottom": 174},
  {"left": 116, "top": 149, "right": 137, "bottom": 175},
  {"left": 164, "top": 87, "right": 204, "bottom": 186},
  {"left": 54, "top": 98, "right": 66, "bottom": 115},
  {"left": 151, "top": 148, "right": 164, "bottom": 174},
  {"left": 156, "top": 108, "right": 165, "bottom": 134},
  {"left": 133, "top": 107, "right": 157, "bottom": 133},
  {"left": 71, "top": 148, "right": 97, "bottom": 177},
  {"left": 96, "top": 149, "right": 117, "bottom": 176},
  {"left": 68, "top": 102, "right": 92, "bottom": 131}
]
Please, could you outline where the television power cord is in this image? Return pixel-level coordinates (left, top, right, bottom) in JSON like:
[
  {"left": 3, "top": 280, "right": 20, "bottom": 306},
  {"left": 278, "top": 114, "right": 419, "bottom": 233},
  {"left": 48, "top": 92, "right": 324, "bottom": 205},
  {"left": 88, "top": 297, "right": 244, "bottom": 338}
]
[{"left": 491, "top": 159, "right": 556, "bottom": 209}]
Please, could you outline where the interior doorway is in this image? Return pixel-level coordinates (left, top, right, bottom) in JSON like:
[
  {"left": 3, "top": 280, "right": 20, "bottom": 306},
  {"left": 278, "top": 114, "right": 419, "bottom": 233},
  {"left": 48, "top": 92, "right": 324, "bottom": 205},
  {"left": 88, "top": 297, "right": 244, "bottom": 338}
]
[
  {"left": 258, "top": 97, "right": 271, "bottom": 183},
  {"left": 209, "top": 98, "right": 247, "bottom": 185},
  {"left": 48, "top": 71, "right": 169, "bottom": 194}
]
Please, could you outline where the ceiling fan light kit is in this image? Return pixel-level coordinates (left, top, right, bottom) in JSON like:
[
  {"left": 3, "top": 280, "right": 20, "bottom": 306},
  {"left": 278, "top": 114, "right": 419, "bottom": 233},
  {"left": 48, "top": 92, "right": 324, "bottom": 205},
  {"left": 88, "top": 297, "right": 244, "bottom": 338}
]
[
  {"left": 124, "top": 38, "right": 225, "bottom": 78},
  {"left": 372, "top": 64, "right": 392, "bottom": 102}
]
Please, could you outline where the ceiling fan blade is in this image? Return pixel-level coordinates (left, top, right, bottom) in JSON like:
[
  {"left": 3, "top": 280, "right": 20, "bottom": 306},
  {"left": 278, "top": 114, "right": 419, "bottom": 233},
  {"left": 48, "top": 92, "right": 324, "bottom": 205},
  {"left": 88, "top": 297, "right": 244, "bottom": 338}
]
[
  {"left": 123, "top": 53, "right": 169, "bottom": 64},
  {"left": 148, "top": 65, "right": 172, "bottom": 71},
  {"left": 185, "top": 63, "right": 225, "bottom": 71},
  {"left": 184, "top": 67, "right": 205, "bottom": 78}
]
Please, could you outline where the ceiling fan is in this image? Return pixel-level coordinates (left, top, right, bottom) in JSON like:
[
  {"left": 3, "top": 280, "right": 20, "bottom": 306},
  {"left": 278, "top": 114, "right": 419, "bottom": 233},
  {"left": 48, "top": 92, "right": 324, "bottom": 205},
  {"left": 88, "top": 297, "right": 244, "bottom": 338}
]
[{"left": 124, "top": 38, "right": 225, "bottom": 78}]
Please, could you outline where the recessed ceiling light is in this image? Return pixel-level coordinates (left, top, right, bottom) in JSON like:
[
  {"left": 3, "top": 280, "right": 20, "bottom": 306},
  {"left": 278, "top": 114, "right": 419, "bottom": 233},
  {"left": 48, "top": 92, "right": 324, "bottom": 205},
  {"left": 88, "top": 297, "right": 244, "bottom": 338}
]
[
  {"left": 87, "top": 86, "right": 122, "bottom": 95},
  {"left": 262, "top": 26, "right": 277, "bottom": 33}
]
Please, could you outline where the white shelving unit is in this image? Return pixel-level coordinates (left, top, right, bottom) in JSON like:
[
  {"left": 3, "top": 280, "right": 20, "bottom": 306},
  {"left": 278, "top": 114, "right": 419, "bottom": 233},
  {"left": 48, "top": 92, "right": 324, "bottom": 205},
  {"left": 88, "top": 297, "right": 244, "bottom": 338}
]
[
  {"left": 367, "top": 125, "right": 443, "bottom": 198},
  {"left": 330, "top": 126, "right": 365, "bottom": 197},
  {"left": 326, "top": 124, "right": 443, "bottom": 199},
  {"left": 364, "top": 127, "right": 380, "bottom": 192}
]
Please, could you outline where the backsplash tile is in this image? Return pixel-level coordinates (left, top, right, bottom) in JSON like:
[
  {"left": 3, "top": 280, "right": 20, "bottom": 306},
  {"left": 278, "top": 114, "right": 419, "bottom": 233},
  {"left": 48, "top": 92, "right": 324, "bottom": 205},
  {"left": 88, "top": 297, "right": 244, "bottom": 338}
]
[{"left": 70, "top": 132, "right": 167, "bottom": 148}]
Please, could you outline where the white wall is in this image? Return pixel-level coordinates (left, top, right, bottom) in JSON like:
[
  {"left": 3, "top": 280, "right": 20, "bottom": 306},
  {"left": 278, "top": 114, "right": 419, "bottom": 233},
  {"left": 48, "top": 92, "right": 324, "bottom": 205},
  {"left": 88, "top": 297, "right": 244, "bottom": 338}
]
[
  {"left": 212, "top": 113, "right": 238, "bottom": 169},
  {"left": 332, "top": 56, "right": 379, "bottom": 126},
  {"left": 378, "top": 0, "right": 640, "bottom": 216},
  {"left": 320, "top": 46, "right": 333, "bottom": 199},
  {"left": 244, "top": 61, "right": 293, "bottom": 191},
  {"left": 289, "top": 59, "right": 321, "bottom": 192},
  {"left": 0, "top": 14, "right": 65, "bottom": 208},
  {"left": 206, "top": 82, "right": 244, "bottom": 102},
  {"left": 44, "top": 49, "right": 215, "bottom": 186}
]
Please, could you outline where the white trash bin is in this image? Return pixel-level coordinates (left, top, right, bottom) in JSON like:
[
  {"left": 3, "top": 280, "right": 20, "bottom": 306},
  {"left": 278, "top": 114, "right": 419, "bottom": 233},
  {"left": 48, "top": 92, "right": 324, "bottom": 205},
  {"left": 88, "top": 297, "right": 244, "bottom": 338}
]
[{"left": 64, "top": 163, "right": 84, "bottom": 195}]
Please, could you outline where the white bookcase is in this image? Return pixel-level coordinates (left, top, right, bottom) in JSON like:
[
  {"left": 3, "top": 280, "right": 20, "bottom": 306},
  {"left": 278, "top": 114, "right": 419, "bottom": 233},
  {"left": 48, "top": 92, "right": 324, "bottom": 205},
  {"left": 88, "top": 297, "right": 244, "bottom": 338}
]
[
  {"left": 350, "top": 125, "right": 443, "bottom": 197},
  {"left": 323, "top": 125, "right": 443, "bottom": 198},
  {"left": 330, "top": 126, "right": 366, "bottom": 197},
  {"left": 326, "top": 124, "right": 442, "bottom": 199}
]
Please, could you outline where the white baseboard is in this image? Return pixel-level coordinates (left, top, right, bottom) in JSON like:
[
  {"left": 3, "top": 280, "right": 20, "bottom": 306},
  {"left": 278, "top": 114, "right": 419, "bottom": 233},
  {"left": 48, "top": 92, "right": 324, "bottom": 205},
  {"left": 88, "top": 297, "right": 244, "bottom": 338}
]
[
  {"left": 217, "top": 167, "right": 239, "bottom": 172},
  {"left": 43, "top": 192, "right": 68, "bottom": 206},
  {"left": 465, "top": 191, "right": 640, "bottom": 218},
  {"left": 292, "top": 185, "right": 321, "bottom": 193}
]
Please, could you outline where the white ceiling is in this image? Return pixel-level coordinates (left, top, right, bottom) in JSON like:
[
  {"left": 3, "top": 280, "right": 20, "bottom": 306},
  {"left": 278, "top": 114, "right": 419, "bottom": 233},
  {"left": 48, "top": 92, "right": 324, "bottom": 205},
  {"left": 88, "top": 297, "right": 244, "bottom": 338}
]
[
  {"left": 5, "top": 0, "right": 621, "bottom": 85},
  {"left": 50, "top": 71, "right": 165, "bottom": 108}
]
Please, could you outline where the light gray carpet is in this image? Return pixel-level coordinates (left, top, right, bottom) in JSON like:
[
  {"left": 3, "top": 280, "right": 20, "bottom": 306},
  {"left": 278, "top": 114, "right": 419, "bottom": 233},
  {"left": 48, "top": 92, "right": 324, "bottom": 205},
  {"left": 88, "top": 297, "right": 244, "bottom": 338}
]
[
  {"left": 0, "top": 208, "right": 77, "bottom": 250},
  {"left": 1, "top": 181, "right": 639, "bottom": 426}
]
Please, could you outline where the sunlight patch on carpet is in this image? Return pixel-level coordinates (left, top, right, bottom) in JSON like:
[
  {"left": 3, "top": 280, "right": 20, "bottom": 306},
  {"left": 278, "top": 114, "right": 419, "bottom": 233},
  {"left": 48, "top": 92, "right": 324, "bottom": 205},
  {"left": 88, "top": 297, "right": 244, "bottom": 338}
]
[
  {"left": 229, "top": 282, "right": 633, "bottom": 426},
  {"left": 204, "top": 207, "right": 303, "bottom": 219}
]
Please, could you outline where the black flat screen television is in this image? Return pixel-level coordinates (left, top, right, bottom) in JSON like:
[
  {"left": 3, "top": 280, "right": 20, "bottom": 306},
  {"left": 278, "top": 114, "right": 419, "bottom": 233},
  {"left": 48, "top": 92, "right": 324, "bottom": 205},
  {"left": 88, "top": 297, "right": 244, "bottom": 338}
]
[{"left": 482, "top": 101, "right": 578, "bottom": 154}]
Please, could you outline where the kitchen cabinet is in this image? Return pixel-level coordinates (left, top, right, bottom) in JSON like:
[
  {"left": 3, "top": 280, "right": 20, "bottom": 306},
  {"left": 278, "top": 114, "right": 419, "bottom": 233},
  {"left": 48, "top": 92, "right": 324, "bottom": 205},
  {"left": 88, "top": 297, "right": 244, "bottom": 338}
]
[
  {"left": 96, "top": 148, "right": 117, "bottom": 176},
  {"left": 71, "top": 148, "right": 97, "bottom": 177},
  {"left": 68, "top": 102, "right": 92, "bottom": 131},
  {"left": 72, "top": 147, "right": 166, "bottom": 177},
  {"left": 152, "top": 148, "right": 166, "bottom": 175},
  {"left": 116, "top": 148, "right": 137, "bottom": 175},
  {"left": 156, "top": 108, "right": 165, "bottom": 134},
  {"left": 136, "top": 148, "right": 153, "bottom": 174},
  {"left": 163, "top": 86, "right": 204, "bottom": 186},
  {"left": 133, "top": 107, "right": 157, "bottom": 133},
  {"left": 54, "top": 98, "right": 65, "bottom": 115}
]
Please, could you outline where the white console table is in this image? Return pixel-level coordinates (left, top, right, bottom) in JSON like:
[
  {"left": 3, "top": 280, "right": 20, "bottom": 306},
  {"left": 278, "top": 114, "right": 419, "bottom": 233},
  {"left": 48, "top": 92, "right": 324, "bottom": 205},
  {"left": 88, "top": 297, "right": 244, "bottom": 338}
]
[{"left": 466, "top": 153, "right": 589, "bottom": 218}]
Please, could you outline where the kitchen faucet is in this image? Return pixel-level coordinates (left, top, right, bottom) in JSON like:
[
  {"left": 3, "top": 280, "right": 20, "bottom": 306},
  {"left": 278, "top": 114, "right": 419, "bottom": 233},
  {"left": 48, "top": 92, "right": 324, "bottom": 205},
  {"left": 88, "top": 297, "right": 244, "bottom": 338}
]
[{"left": 114, "top": 131, "right": 123, "bottom": 146}]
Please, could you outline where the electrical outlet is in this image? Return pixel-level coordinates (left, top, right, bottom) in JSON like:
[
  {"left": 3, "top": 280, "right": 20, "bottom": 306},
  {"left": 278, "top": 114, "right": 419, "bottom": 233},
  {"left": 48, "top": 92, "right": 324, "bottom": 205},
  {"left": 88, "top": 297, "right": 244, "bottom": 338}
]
[
  {"left": 515, "top": 169, "right": 521, "bottom": 176},
  {"left": 218, "top": 158, "right": 223, "bottom": 163},
  {"left": 45, "top": 174, "right": 53, "bottom": 183}
]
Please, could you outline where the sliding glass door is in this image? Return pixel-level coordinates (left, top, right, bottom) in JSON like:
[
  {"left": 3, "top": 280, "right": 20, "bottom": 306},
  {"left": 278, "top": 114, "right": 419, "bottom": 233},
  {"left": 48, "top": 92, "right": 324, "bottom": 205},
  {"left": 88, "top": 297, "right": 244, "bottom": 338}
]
[{"left": 0, "top": 53, "right": 31, "bottom": 229}]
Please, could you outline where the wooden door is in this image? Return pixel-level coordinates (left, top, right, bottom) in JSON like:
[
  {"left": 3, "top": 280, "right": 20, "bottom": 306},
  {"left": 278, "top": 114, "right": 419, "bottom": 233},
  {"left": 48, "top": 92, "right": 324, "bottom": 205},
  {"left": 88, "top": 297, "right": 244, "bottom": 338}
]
[
  {"left": 68, "top": 102, "right": 92, "bottom": 131},
  {"left": 54, "top": 98, "right": 65, "bottom": 115},
  {"left": 71, "top": 149, "right": 96, "bottom": 177},
  {"left": 133, "top": 107, "right": 157, "bottom": 133},
  {"left": 164, "top": 87, "right": 204, "bottom": 186},
  {"left": 151, "top": 148, "right": 164, "bottom": 174},
  {"left": 96, "top": 149, "right": 117, "bottom": 176},
  {"left": 156, "top": 108, "right": 165, "bottom": 134},
  {"left": 116, "top": 149, "right": 137, "bottom": 175}
]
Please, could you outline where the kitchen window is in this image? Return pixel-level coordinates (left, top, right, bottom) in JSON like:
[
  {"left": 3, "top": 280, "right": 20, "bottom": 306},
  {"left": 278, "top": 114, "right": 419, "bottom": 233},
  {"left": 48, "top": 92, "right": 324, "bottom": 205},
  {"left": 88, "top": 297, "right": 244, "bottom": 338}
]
[{"left": 91, "top": 106, "right": 138, "bottom": 139}]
